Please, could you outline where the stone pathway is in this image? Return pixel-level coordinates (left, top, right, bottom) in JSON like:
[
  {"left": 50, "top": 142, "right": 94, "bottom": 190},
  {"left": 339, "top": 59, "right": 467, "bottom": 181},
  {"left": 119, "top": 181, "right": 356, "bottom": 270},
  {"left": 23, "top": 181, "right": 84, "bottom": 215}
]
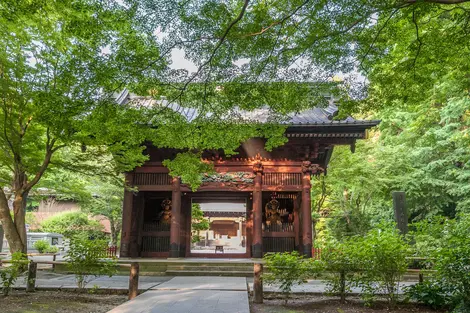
[
  {"left": 107, "top": 276, "right": 250, "bottom": 313},
  {"left": 14, "top": 271, "right": 171, "bottom": 291},
  {"left": 247, "top": 278, "right": 416, "bottom": 294}
]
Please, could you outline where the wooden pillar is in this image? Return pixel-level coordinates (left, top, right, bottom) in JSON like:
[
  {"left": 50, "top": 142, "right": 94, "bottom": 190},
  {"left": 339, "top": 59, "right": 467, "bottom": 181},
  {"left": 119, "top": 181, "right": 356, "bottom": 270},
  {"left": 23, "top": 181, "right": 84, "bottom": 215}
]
[
  {"left": 246, "top": 197, "right": 253, "bottom": 257},
  {"left": 26, "top": 261, "right": 37, "bottom": 292},
  {"left": 128, "top": 262, "right": 139, "bottom": 300},
  {"left": 169, "top": 177, "right": 181, "bottom": 258},
  {"left": 186, "top": 196, "right": 192, "bottom": 257},
  {"left": 129, "top": 194, "right": 143, "bottom": 258},
  {"left": 120, "top": 173, "right": 134, "bottom": 258},
  {"left": 301, "top": 162, "right": 313, "bottom": 258},
  {"left": 180, "top": 195, "right": 189, "bottom": 257},
  {"left": 293, "top": 193, "right": 300, "bottom": 252},
  {"left": 252, "top": 161, "right": 263, "bottom": 258},
  {"left": 253, "top": 263, "right": 263, "bottom": 303}
]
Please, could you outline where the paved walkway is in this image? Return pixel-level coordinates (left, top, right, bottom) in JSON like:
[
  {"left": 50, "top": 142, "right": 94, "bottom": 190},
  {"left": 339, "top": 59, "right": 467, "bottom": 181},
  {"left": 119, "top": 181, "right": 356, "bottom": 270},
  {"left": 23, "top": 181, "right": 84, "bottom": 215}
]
[
  {"left": 13, "top": 271, "right": 417, "bottom": 295},
  {"left": 14, "top": 271, "right": 171, "bottom": 291},
  {"left": 107, "top": 277, "right": 250, "bottom": 313},
  {"left": 247, "top": 278, "right": 416, "bottom": 294}
]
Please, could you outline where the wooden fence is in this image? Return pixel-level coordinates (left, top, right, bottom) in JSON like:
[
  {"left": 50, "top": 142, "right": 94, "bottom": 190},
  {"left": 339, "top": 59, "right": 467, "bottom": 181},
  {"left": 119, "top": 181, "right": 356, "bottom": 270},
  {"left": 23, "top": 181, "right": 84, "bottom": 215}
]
[
  {"left": 312, "top": 247, "right": 322, "bottom": 259},
  {"left": 105, "top": 246, "right": 118, "bottom": 258},
  {"left": 0, "top": 258, "right": 140, "bottom": 300}
]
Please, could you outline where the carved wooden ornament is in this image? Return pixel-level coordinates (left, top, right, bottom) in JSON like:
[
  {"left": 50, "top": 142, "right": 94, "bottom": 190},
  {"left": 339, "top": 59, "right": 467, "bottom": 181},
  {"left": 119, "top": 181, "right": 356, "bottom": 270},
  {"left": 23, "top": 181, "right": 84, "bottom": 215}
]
[
  {"left": 265, "top": 199, "right": 282, "bottom": 226},
  {"left": 301, "top": 161, "right": 324, "bottom": 175},
  {"left": 160, "top": 199, "right": 172, "bottom": 224}
]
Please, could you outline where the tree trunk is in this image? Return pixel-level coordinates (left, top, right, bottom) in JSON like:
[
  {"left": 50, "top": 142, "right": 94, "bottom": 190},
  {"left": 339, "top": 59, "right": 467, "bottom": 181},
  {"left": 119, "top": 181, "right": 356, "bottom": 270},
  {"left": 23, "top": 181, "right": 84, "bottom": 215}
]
[
  {"left": 12, "top": 191, "right": 28, "bottom": 253},
  {"left": 0, "top": 189, "right": 25, "bottom": 253},
  {"left": 12, "top": 170, "right": 29, "bottom": 254},
  {"left": 110, "top": 218, "right": 120, "bottom": 247},
  {"left": 312, "top": 220, "right": 317, "bottom": 243},
  {"left": 0, "top": 169, "right": 31, "bottom": 254}
]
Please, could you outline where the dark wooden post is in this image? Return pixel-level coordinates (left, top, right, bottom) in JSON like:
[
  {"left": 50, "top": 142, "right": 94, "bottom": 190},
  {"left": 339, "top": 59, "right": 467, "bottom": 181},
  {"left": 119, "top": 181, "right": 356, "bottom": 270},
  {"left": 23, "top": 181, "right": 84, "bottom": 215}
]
[
  {"left": 52, "top": 254, "right": 57, "bottom": 271},
  {"left": 129, "top": 194, "right": 143, "bottom": 258},
  {"left": 120, "top": 173, "right": 134, "bottom": 258},
  {"left": 169, "top": 177, "right": 181, "bottom": 258},
  {"left": 128, "top": 262, "right": 139, "bottom": 300},
  {"left": 393, "top": 191, "right": 408, "bottom": 235},
  {"left": 253, "top": 263, "right": 263, "bottom": 303},
  {"left": 26, "top": 261, "right": 37, "bottom": 292},
  {"left": 252, "top": 161, "right": 263, "bottom": 258},
  {"left": 0, "top": 224, "right": 3, "bottom": 252},
  {"left": 301, "top": 161, "right": 313, "bottom": 258}
]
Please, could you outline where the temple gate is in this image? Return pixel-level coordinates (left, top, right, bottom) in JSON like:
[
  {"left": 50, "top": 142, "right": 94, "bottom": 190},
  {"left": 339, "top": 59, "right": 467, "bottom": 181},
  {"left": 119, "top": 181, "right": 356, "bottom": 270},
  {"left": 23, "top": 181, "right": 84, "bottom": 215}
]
[{"left": 117, "top": 91, "right": 379, "bottom": 259}]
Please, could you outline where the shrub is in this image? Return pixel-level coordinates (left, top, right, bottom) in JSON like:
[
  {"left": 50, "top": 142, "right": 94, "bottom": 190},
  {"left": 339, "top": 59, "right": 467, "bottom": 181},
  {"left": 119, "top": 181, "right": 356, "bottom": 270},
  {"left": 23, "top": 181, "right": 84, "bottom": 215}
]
[
  {"left": 320, "top": 239, "right": 360, "bottom": 303},
  {"left": 433, "top": 215, "right": 470, "bottom": 312},
  {"left": 354, "top": 224, "right": 410, "bottom": 307},
  {"left": 409, "top": 216, "right": 452, "bottom": 259},
  {"left": 45, "top": 246, "right": 59, "bottom": 254},
  {"left": 325, "top": 190, "right": 372, "bottom": 241},
  {"left": 404, "top": 280, "right": 451, "bottom": 310},
  {"left": 0, "top": 252, "right": 27, "bottom": 296},
  {"left": 33, "top": 240, "right": 50, "bottom": 253},
  {"left": 410, "top": 214, "right": 470, "bottom": 312},
  {"left": 40, "top": 211, "right": 104, "bottom": 239},
  {"left": 263, "top": 251, "right": 317, "bottom": 304},
  {"left": 65, "top": 235, "right": 117, "bottom": 289}
]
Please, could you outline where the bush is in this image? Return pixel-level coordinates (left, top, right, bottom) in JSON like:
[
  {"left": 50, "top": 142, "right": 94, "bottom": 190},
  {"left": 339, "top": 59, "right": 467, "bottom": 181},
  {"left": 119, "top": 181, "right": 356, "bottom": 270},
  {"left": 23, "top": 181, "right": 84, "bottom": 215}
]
[
  {"left": 320, "top": 239, "right": 360, "bottom": 303},
  {"left": 65, "top": 235, "right": 117, "bottom": 289},
  {"left": 45, "top": 246, "right": 59, "bottom": 254},
  {"left": 40, "top": 211, "right": 104, "bottom": 239},
  {"left": 410, "top": 214, "right": 470, "bottom": 312},
  {"left": 263, "top": 251, "right": 317, "bottom": 304},
  {"left": 325, "top": 191, "right": 372, "bottom": 241},
  {"left": 433, "top": 215, "right": 470, "bottom": 312},
  {"left": 33, "top": 240, "right": 50, "bottom": 253},
  {"left": 353, "top": 224, "right": 410, "bottom": 306},
  {"left": 404, "top": 280, "right": 451, "bottom": 310},
  {"left": 0, "top": 252, "right": 27, "bottom": 296}
]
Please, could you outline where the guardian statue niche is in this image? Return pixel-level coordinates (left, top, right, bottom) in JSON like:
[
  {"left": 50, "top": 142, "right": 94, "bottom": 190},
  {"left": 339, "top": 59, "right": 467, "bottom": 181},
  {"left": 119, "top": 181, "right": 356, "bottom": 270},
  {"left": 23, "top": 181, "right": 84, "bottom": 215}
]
[
  {"left": 265, "top": 199, "right": 282, "bottom": 225},
  {"left": 160, "top": 199, "right": 172, "bottom": 224}
]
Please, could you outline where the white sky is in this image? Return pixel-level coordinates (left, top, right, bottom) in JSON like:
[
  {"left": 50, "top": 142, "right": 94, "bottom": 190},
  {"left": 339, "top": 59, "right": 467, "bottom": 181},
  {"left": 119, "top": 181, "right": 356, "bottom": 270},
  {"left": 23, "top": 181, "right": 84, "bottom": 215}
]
[
  {"left": 170, "top": 49, "right": 198, "bottom": 72},
  {"left": 199, "top": 202, "right": 246, "bottom": 212}
]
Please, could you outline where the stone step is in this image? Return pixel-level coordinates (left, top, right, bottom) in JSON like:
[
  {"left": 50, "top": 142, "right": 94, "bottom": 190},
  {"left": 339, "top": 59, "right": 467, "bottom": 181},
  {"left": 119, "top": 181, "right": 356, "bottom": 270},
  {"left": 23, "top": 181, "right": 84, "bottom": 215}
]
[
  {"left": 165, "top": 262, "right": 254, "bottom": 267},
  {"left": 166, "top": 265, "right": 253, "bottom": 271},
  {"left": 165, "top": 270, "right": 253, "bottom": 277}
]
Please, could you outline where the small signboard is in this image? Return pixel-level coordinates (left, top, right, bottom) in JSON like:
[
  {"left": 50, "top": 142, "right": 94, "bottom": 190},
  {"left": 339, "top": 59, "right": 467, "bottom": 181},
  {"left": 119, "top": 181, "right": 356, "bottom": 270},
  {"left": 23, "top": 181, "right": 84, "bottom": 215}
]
[{"left": 393, "top": 191, "right": 408, "bottom": 235}]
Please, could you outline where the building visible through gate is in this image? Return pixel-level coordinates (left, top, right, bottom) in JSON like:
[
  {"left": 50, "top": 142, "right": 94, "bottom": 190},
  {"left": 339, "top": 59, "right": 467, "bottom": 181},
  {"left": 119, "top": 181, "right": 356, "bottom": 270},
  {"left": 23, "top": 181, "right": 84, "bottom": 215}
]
[{"left": 117, "top": 90, "right": 380, "bottom": 259}]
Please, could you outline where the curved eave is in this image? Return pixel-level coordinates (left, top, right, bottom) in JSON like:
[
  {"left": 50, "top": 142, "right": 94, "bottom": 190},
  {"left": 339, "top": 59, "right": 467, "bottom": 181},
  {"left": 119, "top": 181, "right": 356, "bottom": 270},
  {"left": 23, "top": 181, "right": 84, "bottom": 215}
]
[
  {"left": 286, "top": 120, "right": 380, "bottom": 139},
  {"left": 287, "top": 120, "right": 381, "bottom": 127}
]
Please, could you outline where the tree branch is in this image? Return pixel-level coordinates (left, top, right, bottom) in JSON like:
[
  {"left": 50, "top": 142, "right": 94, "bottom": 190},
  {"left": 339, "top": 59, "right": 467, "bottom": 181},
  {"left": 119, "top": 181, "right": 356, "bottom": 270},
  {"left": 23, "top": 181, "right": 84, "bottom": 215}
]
[
  {"left": 411, "top": 8, "right": 423, "bottom": 70},
  {"left": 23, "top": 133, "right": 64, "bottom": 191},
  {"left": 404, "top": 0, "right": 470, "bottom": 4},
  {"left": 359, "top": 7, "right": 401, "bottom": 72},
  {"left": 241, "top": 0, "right": 310, "bottom": 38},
  {"left": 174, "top": 0, "right": 251, "bottom": 100}
]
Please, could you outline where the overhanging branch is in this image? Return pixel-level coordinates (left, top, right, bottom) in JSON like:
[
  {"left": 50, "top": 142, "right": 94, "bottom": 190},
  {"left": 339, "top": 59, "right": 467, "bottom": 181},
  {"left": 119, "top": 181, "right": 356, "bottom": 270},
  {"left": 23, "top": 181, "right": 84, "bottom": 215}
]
[{"left": 174, "top": 0, "right": 251, "bottom": 100}]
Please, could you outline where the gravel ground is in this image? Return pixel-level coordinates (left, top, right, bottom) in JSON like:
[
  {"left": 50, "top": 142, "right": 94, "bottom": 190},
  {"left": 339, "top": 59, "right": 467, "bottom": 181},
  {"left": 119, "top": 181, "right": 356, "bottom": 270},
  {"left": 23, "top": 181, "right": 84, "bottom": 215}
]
[
  {"left": 251, "top": 294, "right": 445, "bottom": 313},
  {"left": 3, "top": 290, "right": 128, "bottom": 313}
]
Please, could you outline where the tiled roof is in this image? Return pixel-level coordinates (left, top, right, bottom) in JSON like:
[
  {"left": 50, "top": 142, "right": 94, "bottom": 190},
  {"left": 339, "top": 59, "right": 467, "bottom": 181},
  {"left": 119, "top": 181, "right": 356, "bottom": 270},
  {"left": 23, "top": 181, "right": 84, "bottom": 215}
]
[{"left": 116, "top": 89, "right": 380, "bottom": 127}]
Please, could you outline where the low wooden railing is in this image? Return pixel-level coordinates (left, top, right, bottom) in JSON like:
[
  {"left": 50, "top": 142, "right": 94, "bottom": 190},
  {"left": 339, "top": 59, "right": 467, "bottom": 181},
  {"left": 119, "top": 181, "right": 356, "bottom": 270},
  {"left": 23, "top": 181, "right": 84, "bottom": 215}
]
[
  {"left": 0, "top": 259, "right": 140, "bottom": 300},
  {"left": 252, "top": 259, "right": 436, "bottom": 303},
  {"left": 105, "top": 246, "right": 118, "bottom": 258}
]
